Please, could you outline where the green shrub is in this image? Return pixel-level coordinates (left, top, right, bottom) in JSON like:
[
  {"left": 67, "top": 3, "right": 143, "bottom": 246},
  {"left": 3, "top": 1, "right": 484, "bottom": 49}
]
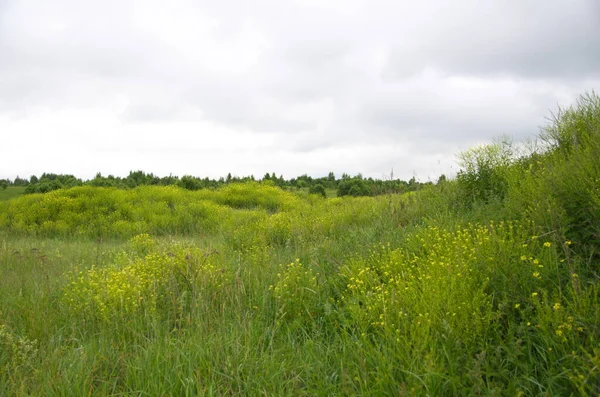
[
  {"left": 338, "top": 178, "right": 370, "bottom": 197},
  {"left": 308, "top": 183, "right": 326, "bottom": 198},
  {"left": 456, "top": 137, "right": 514, "bottom": 206},
  {"left": 506, "top": 91, "right": 600, "bottom": 259}
]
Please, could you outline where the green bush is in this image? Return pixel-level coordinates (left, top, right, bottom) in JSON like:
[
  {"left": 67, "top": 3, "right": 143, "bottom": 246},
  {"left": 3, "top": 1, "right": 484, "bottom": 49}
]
[
  {"left": 308, "top": 183, "right": 326, "bottom": 198},
  {"left": 456, "top": 137, "right": 514, "bottom": 206},
  {"left": 338, "top": 178, "right": 370, "bottom": 197},
  {"left": 506, "top": 91, "right": 600, "bottom": 259}
]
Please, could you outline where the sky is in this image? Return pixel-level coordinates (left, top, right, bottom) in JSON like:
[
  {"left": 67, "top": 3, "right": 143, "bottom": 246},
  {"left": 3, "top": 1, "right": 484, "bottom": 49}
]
[{"left": 1, "top": 0, "right": 599, "bottom": 182}]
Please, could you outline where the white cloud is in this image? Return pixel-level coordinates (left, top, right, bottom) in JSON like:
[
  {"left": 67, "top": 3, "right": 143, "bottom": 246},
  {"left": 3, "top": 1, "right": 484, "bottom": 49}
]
[{"left": 1, "top": 0, "right": 599, "bottom": 181}]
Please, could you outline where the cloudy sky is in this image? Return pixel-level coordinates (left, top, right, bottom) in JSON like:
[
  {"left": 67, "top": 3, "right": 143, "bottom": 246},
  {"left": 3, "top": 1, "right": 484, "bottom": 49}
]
[{"left": 1, "top": 0, "right": 599, "bottom": 182}]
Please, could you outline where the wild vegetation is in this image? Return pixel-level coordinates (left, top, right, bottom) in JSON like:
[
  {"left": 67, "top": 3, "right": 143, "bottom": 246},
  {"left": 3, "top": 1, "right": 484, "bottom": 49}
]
[
  {"left": 1, "top": 168, "right": 427, "bottom": 198},
  {"left": 0, "top": 92, "right": 599, "bottom": 395}
]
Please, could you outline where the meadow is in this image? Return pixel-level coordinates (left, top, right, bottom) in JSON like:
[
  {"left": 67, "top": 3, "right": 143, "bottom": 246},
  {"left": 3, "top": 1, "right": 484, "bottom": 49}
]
[
  {"left": 0, "top": 187, "right": 25, "bottom": 202},
  {"left": 1, "top": 93, "right": 599, "bottom": 396}
]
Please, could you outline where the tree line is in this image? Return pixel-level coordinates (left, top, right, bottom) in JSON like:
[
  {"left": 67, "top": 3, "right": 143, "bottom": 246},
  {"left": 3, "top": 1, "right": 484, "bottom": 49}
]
[{"left": 0, "top": 170, "right": 437, "bottom": 197}]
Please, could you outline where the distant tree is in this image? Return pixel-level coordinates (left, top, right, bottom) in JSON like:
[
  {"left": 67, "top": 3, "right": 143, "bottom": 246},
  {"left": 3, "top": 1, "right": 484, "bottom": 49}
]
[
  {"left": 276, "top": 174, "right": 285, "bottom": 187},
  {"left": 178, "top": 175, "right": 203, "bottom": 191},
  {"left": 338, "top": 178, "right": 369, "bottom": 197},
  {"left": 30, "top": 175, "right": 39, "bottom": 184},
  {"left": 159, "top": 174, "right": 178, "bottom": 186},
  {"left": 89, "top": 172, "right": 115, "bottom": 187},
  {"left": 308, "top": 183, "right": 326, "bottom": 197},
  {"left": 408, "top": 176, "right": 421, "bottom": 191},
  {"left": 13, "top": 176, "right": 28, "bottom": 186},
  {"left": 0, "top": 179, "right": 8, "bottom": 190}
]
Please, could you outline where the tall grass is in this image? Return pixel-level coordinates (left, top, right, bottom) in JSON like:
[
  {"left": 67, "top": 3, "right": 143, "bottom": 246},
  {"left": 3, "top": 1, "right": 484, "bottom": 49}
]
[
  {"left": 1, "top": 92, "right": 599, "bottom": 395},
  {"left": 0, "top": 187, "right": 26, "bottom": 202}
]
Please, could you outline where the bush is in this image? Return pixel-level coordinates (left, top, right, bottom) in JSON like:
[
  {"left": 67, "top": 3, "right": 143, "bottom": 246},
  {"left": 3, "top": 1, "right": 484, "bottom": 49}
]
[
  {"left": 338, "top": 178, "right": 370, "bottom": 197},
  {"left": 456, "top": 137, "right": 514, "bottom": 206},
  {"left": 308, "top": 183, "right": 326, "bottom": 197},
  {"left": 506, "top": 91, "right": 600, "bottom": 259}
]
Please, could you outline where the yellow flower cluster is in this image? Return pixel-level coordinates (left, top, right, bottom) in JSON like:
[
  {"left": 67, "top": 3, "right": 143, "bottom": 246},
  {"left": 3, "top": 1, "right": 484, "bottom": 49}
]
[
  {"left": 63, "top": 235, "right": 227, "bottom": 320},
  {"left": 341, "top": 221, "right": 539, "bottom": 343},
  {"left": 269, "top": 259, "right": 320, "bottom": 321}
]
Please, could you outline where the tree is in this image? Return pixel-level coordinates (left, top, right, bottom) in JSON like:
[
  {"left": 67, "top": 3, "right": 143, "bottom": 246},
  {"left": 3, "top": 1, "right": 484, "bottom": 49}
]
[
  {"left": 178, "top": 175, "right": 203, "bottom": 191},
  {"left": 309, "top": 183, "right": 326, "bottom": 197},
  {"left": 338, "top": 178, "right": 369, "bottom": 197},
  {"left": 13, "top": 176, "right": 28, "bottom": 186},
  {"left": 0, "top": 179, "right": 8, "bottom": 190}
]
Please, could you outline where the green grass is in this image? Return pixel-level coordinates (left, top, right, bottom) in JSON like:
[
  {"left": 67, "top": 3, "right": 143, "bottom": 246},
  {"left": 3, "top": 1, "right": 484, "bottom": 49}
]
[
  {"left": 0, "top": 187, "right": 26, "bottom": 201},
  {"left": 1, "top": 93, "right": 599, "bottom": 395}
]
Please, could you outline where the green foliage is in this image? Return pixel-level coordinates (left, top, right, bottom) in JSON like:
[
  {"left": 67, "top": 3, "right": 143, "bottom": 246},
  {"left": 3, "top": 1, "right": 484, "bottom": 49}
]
[
  {"left": 25, "top": 173, "right": 83, "bottom": 194},
  {"left": 1, "top": 92, "right": 599, "bottom": 395},
  {"left": 0, "top": 184, "right": 302, "bottom": 238},
  {"left": 337, "top": 177, "right": 370, "bottom": 197},
  {"left": 178, "top": 175, "right": 203, "bottom": 191},
  {"left": 0, "top": 322, "right": 38, "bottom": 380},
  {"left": 11, "top": 176, "right": 28, "bottom": 186},
  {"left": 63, "top": 234, "right": 228, "bottom": 324},
  {"left": 308, "top": 183, "right": 326, "bottom": 197},
  {"left": 7, "top": 169, "right": 425, "bottom": 198},
  {"left": 269, "top": 259, "right": 323, "bottom": 325},
  {"left": 506, "top": 91, "right": 600, "bottom": 259},
  {"left": 0, "top": 186, "right": 26, "bottom": 202},
  {"left": 456, "top": 137, "right": 514, "bottom": 205}
]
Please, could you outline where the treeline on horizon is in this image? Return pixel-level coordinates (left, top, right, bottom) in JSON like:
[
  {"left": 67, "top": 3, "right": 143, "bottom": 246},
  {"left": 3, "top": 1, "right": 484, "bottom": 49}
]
[{"left": 0, "top": 170, "right": 433, "bottom": 197}]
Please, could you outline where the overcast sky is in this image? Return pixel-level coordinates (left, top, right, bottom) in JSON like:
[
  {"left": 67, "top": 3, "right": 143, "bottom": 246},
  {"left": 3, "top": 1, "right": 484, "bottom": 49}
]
[{"left": 1, "top": 0, "right": 599, "bottom": 182}]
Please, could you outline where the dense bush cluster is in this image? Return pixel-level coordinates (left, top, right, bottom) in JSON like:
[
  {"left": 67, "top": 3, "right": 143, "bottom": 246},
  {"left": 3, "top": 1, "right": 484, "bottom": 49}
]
[{"left": 3, "top": 169, "right": 429, "bottom": 198}]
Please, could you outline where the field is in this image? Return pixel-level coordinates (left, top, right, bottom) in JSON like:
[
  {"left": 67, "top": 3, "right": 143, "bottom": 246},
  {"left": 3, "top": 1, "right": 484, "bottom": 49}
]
[
  {"left": 1, "top": 94, "right": 599, "bottom": 395},
  {"left": 0, "top": 187, "right": 26, "bottom": 202}
]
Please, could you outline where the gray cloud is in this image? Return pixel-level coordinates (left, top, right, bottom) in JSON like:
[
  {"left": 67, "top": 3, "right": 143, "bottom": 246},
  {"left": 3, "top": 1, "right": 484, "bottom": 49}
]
[{"left": 0, "top": 0, "right": 598, "bottom": 181}]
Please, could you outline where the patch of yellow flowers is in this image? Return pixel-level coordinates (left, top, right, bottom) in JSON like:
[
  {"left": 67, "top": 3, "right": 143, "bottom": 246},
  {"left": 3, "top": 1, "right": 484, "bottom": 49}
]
[
  {"left": 269, "top": 259, "right": 320, "bottom": 321},
  {"left": 62, "top": 234, "right": 227, "bottom": 320}
]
